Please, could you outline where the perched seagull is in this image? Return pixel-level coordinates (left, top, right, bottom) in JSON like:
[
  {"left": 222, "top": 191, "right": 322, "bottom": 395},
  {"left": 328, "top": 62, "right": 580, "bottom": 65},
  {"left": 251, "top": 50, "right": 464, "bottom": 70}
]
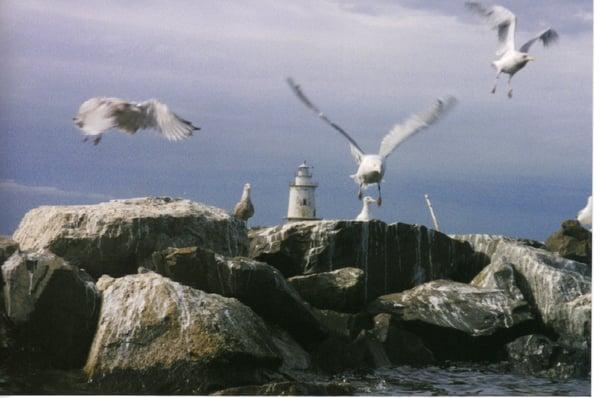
[
  {"left": 577, "top": 196, "right": 592, "bottom": 229},
  {"left": 466, "top": 2, "right": 559, "bottom": 98},
  {"left": 287, "top": 78, "right": 457, "bottom": 206},
  {"left": 73, "top": 97, "right": 200, "bottom": 145},
  {"left": 355, "top": 196, "right": 377, "bottom": 222},
  {"left": 233, "top": 183, "right": 255, "bottom": 222}
]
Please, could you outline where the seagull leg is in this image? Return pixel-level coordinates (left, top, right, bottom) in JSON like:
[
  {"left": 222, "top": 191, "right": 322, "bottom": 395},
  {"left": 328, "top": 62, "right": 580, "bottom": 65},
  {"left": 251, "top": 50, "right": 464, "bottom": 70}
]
[
  {"left": 358, "top": 185, "right": 363, "bottom": 200},
  {"left": 93, "top": 135, "right": 102, "bottom": 145},
  {"left": 507, "top": 75, "right": 513, "bottom": 98},
  {"left": 491, "top": 72, "right": 500, "bottom": 94},
  {"left": 377, "top": 184, "right": 382, "bottom": 207}
]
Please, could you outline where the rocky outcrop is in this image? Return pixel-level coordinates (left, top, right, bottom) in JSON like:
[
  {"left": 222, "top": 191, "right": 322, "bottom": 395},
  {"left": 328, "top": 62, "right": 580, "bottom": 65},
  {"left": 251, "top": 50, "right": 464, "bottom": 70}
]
[
  {"left": 288, "top": 267, "right": 365, "bottom": 312},
  {"left": 12, "top": 197, "right": 248, "bottom": 279},
  {"left": 505, "top": 334, "right": 590, "bottom": 379},
  {"left": 367, "top": 280, "right": 533, "bottom": 337},
  {"left": 0, "top": 236, "right": 18, "bottom": 265},
  {"left": 545, "top": 220, "right": 591, "bottom": 265},
  {"left": 454, "top": 235, "right": 590, "bottom": 346},
  {"left": 211, "top": 381, "right": 354, "bottom": 396},
  {"left": 144, "top": 246, "right": 326, "bottom": 343},
  {"left": 471, "top": 256, "right": 527, "bottom": 301},
  {"left": 312, "top": 309, "right": 371, "bottom": 341},
  {"left": 2, "top": 251, "right": 99, "bottom": 368},
  {"left": 250, "top": 221, "right": 476, "bottom": 300},
  {"left": 84, "top": 272, "right": 285, "bottom": 394}
]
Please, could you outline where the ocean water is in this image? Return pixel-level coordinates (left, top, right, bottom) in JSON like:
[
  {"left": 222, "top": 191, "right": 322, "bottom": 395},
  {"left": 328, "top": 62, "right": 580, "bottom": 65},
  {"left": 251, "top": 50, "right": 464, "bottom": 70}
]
[{"left": 0, "top": 363, "right": 590, "bottom": 395}]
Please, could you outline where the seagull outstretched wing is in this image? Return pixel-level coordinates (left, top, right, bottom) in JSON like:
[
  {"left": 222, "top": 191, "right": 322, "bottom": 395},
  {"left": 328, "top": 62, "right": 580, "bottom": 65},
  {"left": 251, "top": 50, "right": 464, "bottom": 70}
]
[
  {"left": 74, "top": 97, "right": 199, "bottom": 141},
  {"left": 466, "top": 2, "right": 517, "bottom": 56},
  {"left": 287, "top": 78, "right": 365, "bottom": 165},
  {"left": 519, "top": 28, "right": 559, "bottom": 53},
  {"left": 378, "top": 96, "right": 457, "bottom": 159}
]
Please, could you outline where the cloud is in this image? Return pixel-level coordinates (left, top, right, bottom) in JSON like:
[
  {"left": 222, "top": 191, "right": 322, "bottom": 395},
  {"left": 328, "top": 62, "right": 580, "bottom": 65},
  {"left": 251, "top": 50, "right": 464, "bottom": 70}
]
[{"left": 0, "top": 180, "right": 112, "bottom": 201}]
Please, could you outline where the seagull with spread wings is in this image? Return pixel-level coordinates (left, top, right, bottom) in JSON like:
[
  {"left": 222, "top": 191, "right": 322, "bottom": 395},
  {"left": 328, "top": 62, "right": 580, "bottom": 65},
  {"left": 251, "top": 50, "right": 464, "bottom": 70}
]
[
  {"left": 466, "top": 2, "right": 559, "bottom": 98},
  {"left": 287, "top": 78, "right": 456, "bottom": 206},
  {"left": 73, "top": 97, "right": 200, "bottom": 145}
]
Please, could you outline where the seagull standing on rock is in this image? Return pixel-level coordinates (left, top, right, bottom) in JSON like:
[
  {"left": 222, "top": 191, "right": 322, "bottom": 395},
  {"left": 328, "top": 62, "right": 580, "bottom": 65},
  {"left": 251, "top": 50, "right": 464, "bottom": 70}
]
[
  {"left": 233, "top": 183, "right": 255, "bottom": 222},
  {"left": 466, "top": 2, "right": 559, "bottom": 98},
  {"left": 355, "top": 196, "right": 377, "bottom": 222},
  {"left": 287, "top": 78, "right": 457, "bottom": 206},
  {"left": 577, "top": 196, "right": 592, "bottom": 229},
  {"left": 73, "top": 97, "right": 200, "bottom": 145}
]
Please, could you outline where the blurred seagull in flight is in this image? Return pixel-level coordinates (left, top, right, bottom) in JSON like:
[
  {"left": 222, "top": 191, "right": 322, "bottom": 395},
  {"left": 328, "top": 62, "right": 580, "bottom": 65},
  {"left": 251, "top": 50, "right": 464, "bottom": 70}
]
[
  {"left": 73, "top": 97, "right": 200, "bottom": 145},
  {"left": 356, "top": 196, "right": 377, "bottom": 222},
  {"left": 577, "top": 196, "right": 592, "bottom": 229},
  {"left": 287, "top": 78, "right": 457, "bottom": 206},
  {"left": 466, "top": 2, "right": 559, "bottom": 98}
]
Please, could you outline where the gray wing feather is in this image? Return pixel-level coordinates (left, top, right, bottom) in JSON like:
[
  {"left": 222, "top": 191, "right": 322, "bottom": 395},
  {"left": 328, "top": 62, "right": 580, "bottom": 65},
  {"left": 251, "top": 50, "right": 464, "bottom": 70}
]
[
  {"left": 466, "top": 2, "right": 517, "bottom": 55},
  {"left": 519, "top": 28, "right": 559, "bottom": 53}
]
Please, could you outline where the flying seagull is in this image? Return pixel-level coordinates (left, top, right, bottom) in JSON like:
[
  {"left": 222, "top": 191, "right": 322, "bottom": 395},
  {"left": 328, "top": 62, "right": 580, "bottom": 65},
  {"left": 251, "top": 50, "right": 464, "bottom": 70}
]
[
  {"left": 233, "top": 183, "right": 255, "bottom": 222},
  {"left": 73, "top": 97, "right": 200, "bottom": 145},
  {"left": 577, "top": 196, "right": 592, "bottom": 229},
  {"left": 355, "top": 196, "right": 377, "bottom": 222},
  {"left": 466, "top": 2, "right": 559, "bottom": 98},
  {"left": 287, "top": 78, "right": 457, "bottom": 205}
]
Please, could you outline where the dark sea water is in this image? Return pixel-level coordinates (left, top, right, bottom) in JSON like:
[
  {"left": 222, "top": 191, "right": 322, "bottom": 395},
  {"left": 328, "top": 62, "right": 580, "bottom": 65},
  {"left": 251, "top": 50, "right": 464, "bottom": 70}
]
[{"left": 0, "top": 363, "right": 590, "bottom": 395}]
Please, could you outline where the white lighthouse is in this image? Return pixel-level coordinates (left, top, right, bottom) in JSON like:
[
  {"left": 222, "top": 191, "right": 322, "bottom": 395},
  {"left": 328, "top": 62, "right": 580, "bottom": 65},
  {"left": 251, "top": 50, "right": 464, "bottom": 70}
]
[{"left": 287, "top": 162, "right": 320, "bottom": 222}]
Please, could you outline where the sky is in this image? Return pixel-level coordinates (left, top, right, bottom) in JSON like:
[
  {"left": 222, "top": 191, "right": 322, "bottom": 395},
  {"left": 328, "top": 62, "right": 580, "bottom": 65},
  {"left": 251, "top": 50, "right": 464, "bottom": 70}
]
[{"left": 0, "top": 0, "right": 593, "bottom": 241}]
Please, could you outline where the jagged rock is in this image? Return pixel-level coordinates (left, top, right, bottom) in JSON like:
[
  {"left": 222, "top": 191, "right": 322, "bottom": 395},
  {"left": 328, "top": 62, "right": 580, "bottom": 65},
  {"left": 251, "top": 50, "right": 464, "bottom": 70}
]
[
  {"left": 367, "top": 280, "right": 533, "bottom": 337},
  {"left": 84, "top": 272, "right": 284, "bottom": 394},
  {"left": 505, "top": 334, "right": 590, "bottom": 379},
  {"left": 370, "top": 313, "right": 434, "bottom": 366},
  {"left": 1, "top": 251, "right": 99, "bottom": 368},
  {"left": 12, "top": 197, "right": 248, "bottom": 279},
  {"left": 144, "top": 246, "right": 326, "bottom": 343},
  {"left": 312, "top": 309, "right": 371, "bottom": 340},
  {"left": 287, "top": 267, "right": 365, "bottom": 312},
  {"left": 267, "top": 324, "right": 311, "bottom": 371},
  {"left": 250, "top": 221, "right": 476, "bottom": 300},
  {"left": 308, "top": 335, "right": 371, "bottom": 374},
  {"left": 545, "top": 220, "right": 591, "bottom": 265},
  {"left": 211, "top": 381, "right": 354, "bottom": 396},
  {"left": 454, "top": 235, "right": 591, "bottom": 347},
  {"left": 471, "top": 256, "right": 527, "bottom": 301},
  {"left": 0, "top": 236, "right": 18, "bottom": 265}
]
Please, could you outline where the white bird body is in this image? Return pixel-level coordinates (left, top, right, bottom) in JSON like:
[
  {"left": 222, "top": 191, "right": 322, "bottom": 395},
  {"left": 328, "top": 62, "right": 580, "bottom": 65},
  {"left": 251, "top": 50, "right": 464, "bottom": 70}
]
[
  {"left": 287, "top": 78, "right": 456, "bottom": 205},
  {"left": 356, "top": 196, "right": 377, "bottom": 222},
  {"left": 73, "top": 97, "right": 200, "bottom": 145},
  {"left": 577, "top": 196, "right": 592, "bottom": 228},
  {"left": 234, "top": 183, "right": 255, "bottom": 221},
  {"left": 466, "top": 2, "right": 558, "bottom": 98}
]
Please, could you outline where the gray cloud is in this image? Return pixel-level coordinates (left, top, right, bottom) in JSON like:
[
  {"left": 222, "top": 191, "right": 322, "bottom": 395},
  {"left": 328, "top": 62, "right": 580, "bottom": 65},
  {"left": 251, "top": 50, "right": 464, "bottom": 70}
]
[{"left": 0, "top": 180, "right": 112, "bottom": 201}]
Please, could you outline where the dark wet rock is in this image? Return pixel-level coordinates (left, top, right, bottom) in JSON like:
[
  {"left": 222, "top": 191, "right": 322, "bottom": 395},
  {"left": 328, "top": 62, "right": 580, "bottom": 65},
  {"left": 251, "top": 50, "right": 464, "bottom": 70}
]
[
  {"left": 211, "top": 381, "right": 354, "bottom": 396},
  {"left": 367, "top": 280, "right": 533, "bottom": 337},
  {"left": 545, "top": 219, "right": 591, "bottom": 265},
  {"left": 1, "top": 251, "right": 99, "bottom": 369},
  {"left": 454, "top": 235, "right": 591, "bottom": 347},
  {"left": 0, "top": 236, "right": 18, "bottom": 265},
  {"left": 267, "top": 324, "right": 312, "bottom": 371},
  {"left": 250, "top": 221, "right": 477, "bottom": 300},
  {"left": 505, "top": 334, "right": 590, "bottom": 380},
  {"left": 308, "top": 335, "right": 370, "bottom": 374},
  {"left": 12, "top": 197, "right": 248, "bottom": 279},
  {"left": 287, "top": 267, "right": 365, "bottom": 312},
  {"left": 84, "top": 272, "right": 285, "bottom": 394},
  {"left": 144, "top": 246, "right": 326, "bottom": 344},
  {"left": 370, "top": 313, "right": 435, "bottom": 366},
  {"left": 312, "top": 309, "right": 371, "bottom": 340}
]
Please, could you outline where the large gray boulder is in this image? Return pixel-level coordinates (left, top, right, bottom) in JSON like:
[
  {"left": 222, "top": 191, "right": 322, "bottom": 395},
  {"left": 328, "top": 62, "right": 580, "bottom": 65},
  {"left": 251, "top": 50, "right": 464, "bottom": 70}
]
[
  {"left": 454, "top": 234, "right": 590, "bottom": 347},
  {"left": 84, "top": 272, "right": 284, "bottom": 394},
  {"left": 250, "top": 221, "right": 476, "bottom": 300},
  {"left": 367, "top": 280, "right": 533, "bottom": 337},
  {"left": 0, "top": 236, "right": 18, "bottom": 265},
  {"left": 545, "top": 220, "right": 591, "bottom": 265},
  {"left": 287, "top": 267, "right": 365, "bottom": 312},
  {"left": 12, "top": 197, "right": 248, "bottom": 279},
  {"left": 144, "top": 246, "right": 326, "bottom": 343},
  {"left": 2, "top": 250, "right": 99, "bottom": 368}
]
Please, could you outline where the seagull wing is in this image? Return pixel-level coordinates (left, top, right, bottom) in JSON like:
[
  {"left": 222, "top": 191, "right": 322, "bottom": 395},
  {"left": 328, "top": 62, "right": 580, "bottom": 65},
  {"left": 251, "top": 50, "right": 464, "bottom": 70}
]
[
  {"left": 466, "top": 2, "right": 517, "bottom": 56},
  {"left": 378, "top": 96, "right": 457, "bottom": 159},
  {"left": 287, "top": 77, "right": 365, "bottom": 165},
  {"left": 138, "top": 100, "right": 200, "bottom": 141},
  {"left": 577, "top": 196, "right": 592, "bottom": 226},
  {"left": 519, "top": 28, "right": 559, "bottom": 53}
]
